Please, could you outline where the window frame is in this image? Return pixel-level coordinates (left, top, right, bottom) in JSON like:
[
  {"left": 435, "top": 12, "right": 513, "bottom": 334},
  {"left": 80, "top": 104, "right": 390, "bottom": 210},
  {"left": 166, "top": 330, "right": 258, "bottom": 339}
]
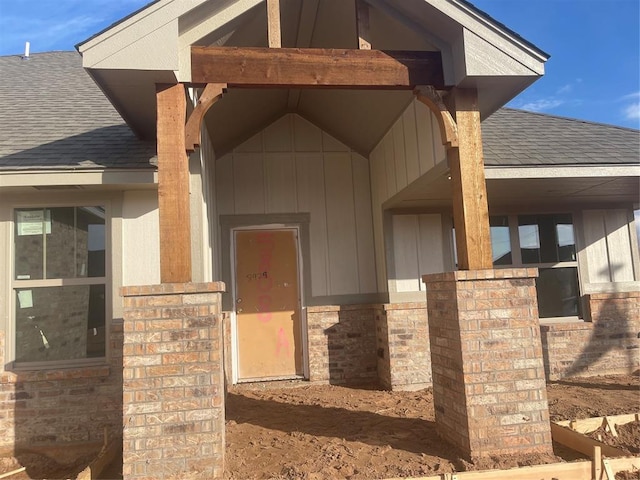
[
  {"left": 492, "top": 213, "right": 582, "bottom": 321},
  {"left": 8, "top": 200, "right": 112, "bottom": 371}
]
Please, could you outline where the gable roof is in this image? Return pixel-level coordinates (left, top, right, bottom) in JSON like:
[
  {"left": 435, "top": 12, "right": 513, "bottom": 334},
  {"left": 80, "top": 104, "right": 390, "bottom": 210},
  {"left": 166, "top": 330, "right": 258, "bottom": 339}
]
[
  {"left": 0, "top": 51, "right": 155, "bottom": 171},
  {"left": 482, "top": 108, "right": 640, "bottom": 167},
  {"left": 0, "top": 51, "right": 637, "bottom": 173}
]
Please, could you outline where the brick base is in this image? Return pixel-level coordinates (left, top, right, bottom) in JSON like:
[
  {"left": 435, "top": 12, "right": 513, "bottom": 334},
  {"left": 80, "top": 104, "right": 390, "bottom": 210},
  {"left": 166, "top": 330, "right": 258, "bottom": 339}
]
[
  {"left": 307, "top": 305, "right": 378, "bottom": 384},
  {"left": 376, "top": 303, "right": 431, "bottom": 391},
  {"left": 121, "top": 283, "right": 225, "bottom": 480},
  {"left": 423, "top": 269, "right": 553, "bottom": 460}
]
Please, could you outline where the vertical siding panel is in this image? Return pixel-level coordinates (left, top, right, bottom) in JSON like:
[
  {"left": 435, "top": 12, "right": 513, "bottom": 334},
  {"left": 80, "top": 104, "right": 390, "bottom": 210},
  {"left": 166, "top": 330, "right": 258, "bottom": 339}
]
[
  {"left": 352, "top": 153, "right": 377, "bottom": 294},
  {"left": 296, "top": 153, "right": 329, "bottom": 297},
  {"left": 383, "top": 133, "right": 397, "bottom": 198},
  {"left": 265, "top": 153, "right": 297, "bottom": 213},
  {"left": 293, "top": 115, "right": 322, "bottom": 152},
  {"left": 369, "top": 145, "right": 388, "bottom": 292},
  {"left": 392, "top": 215, "right": 420, "bottom": 292},
  {"left": 215, "top": 153, "right": 235, "bottom": 215},
  {"left": 322, "top": 131, "right": 350, "bottom": 152},
  {"left": 605, "top": 210, "right": 635, "bottom": 282},
  {"left": 392, "top": 120, "right": 408, "bottom": 191},
  {"left": 415, "top": 101, "right": 436, "bottom": 175},
  {"left": 233, "top": 153, "right": 265, "bottom": 214},
  {"left": 324, "top": 153, "right": 359, "bottom": 295},
  {"left": 417, "top": 214, "right": 445, "bottom": 290},
  {"left": 403, "top": 103, "right": 421, "bottom": 184},
  {"left": 583, "top": 211, "right": 611, "bottom": 283},
  {"left": 263, "top": 115, "right": 292, "bottom": 152},
  {"left": 234, "top": 132, "right": 262, "bottom": 153}
]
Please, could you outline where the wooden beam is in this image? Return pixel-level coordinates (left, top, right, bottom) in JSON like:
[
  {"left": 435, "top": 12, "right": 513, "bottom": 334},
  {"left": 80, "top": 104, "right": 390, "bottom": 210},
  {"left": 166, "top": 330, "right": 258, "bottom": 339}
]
[
  {"left": 447, "top": 88, "right": 492, "bottom": 270},
  {"left": 266, "top": 0, "right": 282, "bottom": 48},
  {"left": 191, "top": 46, "right": 446, "bottom": 89},
  {"left": 355, "top": 0, "right": 372, "bottom": 50},
  {"left": 414, "top": 85, "right": 458, "bottom": 148},
  {"left": 185, "top": 83, "right": 227, "bottom": 152},
  {"left": 157, "top": 83, "right": 192, "bottom": 283}
]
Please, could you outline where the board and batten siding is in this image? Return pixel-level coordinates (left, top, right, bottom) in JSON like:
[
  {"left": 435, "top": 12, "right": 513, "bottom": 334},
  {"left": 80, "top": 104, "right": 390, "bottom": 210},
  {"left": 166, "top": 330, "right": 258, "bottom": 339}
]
[
  {"left": 369, "top": 99, "right": 448, "bottom": 293},
  {"left": 581, "top": 209, "right": 640, "bottom": 292},
  {"left": 215, "top": 114, "right": 377, "bottom": 298},
  {"left": 122, "top": 190, "right": 161, "bottom": 286}
]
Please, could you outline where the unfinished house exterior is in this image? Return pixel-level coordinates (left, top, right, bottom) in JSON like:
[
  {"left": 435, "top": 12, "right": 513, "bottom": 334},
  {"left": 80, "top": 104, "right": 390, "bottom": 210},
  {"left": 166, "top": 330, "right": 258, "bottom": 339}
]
[{"left": 0, "top": 0, "right": 639, "bottom": 478}]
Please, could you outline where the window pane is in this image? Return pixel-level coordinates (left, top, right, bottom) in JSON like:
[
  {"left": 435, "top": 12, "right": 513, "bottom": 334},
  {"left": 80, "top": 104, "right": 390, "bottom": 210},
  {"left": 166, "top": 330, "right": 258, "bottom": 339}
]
[
  {"left": 46, "top": 207, "right": 76, "bottom": 278},
  {"left": 518, "top": 215, "right": 541, "bottom": 264},
  {"left": 77, "top": 207, "right": 106, "bottom": 277},
  {"left": 14, "top": 207, "right": 106, "bottom": 280},
  {"left": 556, "top": 214, "right": 576, "bottom": 261},
  {"left": 490, "top": 216, "right": 512, "bottom": 265},
  {"left": 519, "top": 214, "right": 575, "bottom": 264},
  {"left": 14, "top": 209, "right": 48, "bottom": 280},
  {"left": 14, "top": 285, "right": 106, "bottom": 363},
  {"left": 536, "top": 268, "right": 581, "bottom": 318}
]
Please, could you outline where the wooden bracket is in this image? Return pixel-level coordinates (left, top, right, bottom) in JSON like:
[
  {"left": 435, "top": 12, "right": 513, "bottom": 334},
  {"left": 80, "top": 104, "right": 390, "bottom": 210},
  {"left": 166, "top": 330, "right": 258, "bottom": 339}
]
[
  {"left": 414, "top": 85, "right": 458, "bottom": 148},
  {"left": 185, "top": 83, "right": 227, "bottom": 153}
]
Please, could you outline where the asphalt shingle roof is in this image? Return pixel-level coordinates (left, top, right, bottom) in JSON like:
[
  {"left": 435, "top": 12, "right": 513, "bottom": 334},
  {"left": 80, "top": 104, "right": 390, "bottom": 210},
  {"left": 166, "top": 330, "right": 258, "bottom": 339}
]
[
  {"left": 482, "top": 108, "right": 639, "bottom": 166},
  {"left": 0, "top": 51, "right": 156, "bottom": 170}
]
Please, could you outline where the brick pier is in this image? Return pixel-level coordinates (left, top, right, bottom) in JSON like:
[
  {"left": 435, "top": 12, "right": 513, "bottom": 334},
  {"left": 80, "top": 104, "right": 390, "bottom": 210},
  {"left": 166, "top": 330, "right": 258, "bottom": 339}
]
[
  {"left": 422, "top": 269, "right": 553, "bottom": 460},
  {"left": 121, "top": 282, "right": 226, "bottom": 480}
]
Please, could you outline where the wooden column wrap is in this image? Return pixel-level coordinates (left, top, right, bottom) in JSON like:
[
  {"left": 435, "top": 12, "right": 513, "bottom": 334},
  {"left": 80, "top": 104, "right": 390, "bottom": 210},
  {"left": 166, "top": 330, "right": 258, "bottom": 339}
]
[{"left": 156, "top": 83, "right": 192, "bottom": 283}]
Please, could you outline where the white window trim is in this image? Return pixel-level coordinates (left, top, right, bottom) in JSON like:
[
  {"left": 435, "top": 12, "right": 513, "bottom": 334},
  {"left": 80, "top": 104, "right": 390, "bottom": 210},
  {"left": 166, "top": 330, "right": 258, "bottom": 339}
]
[{"left": 7, "top": 200, "right": 112, "bottom": 371}]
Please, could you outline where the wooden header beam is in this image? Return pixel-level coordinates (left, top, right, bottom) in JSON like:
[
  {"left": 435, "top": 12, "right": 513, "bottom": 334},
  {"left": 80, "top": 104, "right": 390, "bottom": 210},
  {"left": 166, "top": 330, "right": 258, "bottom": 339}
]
[{"left": 191, "top": 46, "right": 445, "bottom": 89}]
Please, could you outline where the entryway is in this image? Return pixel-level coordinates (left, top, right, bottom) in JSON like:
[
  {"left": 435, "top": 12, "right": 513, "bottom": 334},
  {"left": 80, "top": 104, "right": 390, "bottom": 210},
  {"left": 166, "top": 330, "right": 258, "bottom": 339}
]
[{"left": 232, "top": 228, "right": 305, "bottom": 381}]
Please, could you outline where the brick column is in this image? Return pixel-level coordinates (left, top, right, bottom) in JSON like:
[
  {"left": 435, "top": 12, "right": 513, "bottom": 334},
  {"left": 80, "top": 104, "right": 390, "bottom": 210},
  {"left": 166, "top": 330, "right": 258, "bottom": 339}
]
[
  {"left": 121, "top": 282, "right": 226, "bottom": 480},
  {"left": 422, "top": 269, "right": 552, "bottom": 460}
]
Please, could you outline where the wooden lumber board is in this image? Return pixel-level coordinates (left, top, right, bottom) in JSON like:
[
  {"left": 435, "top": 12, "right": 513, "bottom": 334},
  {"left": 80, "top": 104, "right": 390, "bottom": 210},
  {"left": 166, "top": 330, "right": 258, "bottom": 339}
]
[
  {"left": 606, "top": 456, "right": 640, "bottom": 474},
  {"left": 156, "top": 83, "right": 192, "bottom": 283},
  {"left": 447, "top": 461, "right": 591, "bottom": 479},
  {"left": 555, "top": 413, "right": 640, "bottom": 434},
  {"left": 0, "top": 468, "right": 26, "bottom": 479},
  {"left": 191, "top": 46, "right": 445, "bottom": 88},
  {"left": 550, "top": 423, "right": 628, "bottom": 458},
  {"left": 266, "top": 0, "right": 281, "bottom": 48},
  {"left": 447, "top": 88, "right": 493, "bottom": 270}
]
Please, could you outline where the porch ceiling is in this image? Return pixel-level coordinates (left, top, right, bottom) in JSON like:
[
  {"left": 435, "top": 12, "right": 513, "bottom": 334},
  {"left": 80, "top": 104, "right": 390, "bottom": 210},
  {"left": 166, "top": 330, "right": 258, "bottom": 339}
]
[
  {"left": 386, "top": 169, "right": 640, "bottom": 210},
  {"left": 77, "top": 0, "right": 548, "bottom": 157}
]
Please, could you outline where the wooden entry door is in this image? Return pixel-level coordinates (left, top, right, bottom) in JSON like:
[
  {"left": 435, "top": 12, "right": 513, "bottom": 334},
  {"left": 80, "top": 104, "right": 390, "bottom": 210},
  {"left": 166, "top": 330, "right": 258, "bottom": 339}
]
[{"left": 234, "top": 229, "right": 303, "bottom": 380}]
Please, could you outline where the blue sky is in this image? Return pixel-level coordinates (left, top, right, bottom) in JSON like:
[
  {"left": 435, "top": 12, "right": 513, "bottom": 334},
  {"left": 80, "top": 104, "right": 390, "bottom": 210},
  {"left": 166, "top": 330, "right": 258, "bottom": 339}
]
[{"left": 0, "top": 0, "right": 638, "bottom": 130}]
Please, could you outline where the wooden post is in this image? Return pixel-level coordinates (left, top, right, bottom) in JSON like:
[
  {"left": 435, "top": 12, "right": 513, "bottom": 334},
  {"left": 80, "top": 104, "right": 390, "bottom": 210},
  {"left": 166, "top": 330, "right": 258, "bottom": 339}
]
[
  {"left": 266, "top": 0, "right": 282, "bottom": 48},
  {"left": 156, "top": 83, "right": 192, "bottom": 283},
  {"left": 447, "top": 88, "right": 493, "bottom": 270},
  {"left": 355, "top": 0, "right": 372, "bottom": 50}
]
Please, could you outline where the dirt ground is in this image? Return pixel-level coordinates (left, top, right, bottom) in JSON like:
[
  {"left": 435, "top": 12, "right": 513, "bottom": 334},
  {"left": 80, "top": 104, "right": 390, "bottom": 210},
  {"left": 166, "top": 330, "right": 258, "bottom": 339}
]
[
  {"left": 0, "top": 374, "right": 638, "bottom": 479},
  {"left": 224, "top": 374, "right": 640, "bottom": 480}
]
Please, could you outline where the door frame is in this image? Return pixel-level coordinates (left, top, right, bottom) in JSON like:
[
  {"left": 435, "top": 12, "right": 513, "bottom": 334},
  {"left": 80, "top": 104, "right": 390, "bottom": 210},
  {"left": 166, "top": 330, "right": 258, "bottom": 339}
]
[{"left": 230, "top": 224, "right": 309, "bottom": 384}]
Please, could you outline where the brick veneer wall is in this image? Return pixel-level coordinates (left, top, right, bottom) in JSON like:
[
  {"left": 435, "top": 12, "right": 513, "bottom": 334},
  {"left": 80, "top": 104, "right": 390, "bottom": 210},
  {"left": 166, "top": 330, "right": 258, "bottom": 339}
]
[
  {"left": 121, "top": 282, "right": 226, "bottom": 480},
  {"left": 542, "top": 291, "right": 640, "bottom": 379},
  {"left": 376, "top": 303, "right": 431, "bottom": 391},
  {"left": 307, "top": 305, "right": 378, "bottom": 384},
  {"left": 0, "top": 323, "right": 123, "bottom": 454},
  {"left": 423, "top": 269, "right": 553, "bottom": 460}
]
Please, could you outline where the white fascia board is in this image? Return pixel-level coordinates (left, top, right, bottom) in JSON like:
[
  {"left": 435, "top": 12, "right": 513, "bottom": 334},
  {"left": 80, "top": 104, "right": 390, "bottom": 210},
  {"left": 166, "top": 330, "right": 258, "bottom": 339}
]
[
  {"left": 484, "top": 165, "right": 640, "bottom": 180},
  {"left": 79, "top": 0, "right": 207, "bottom": 71},
  {"left": 434, "top": 0, "right": 548, "bottom": 70},
  {"left": 0, "top": 170, "right": 158, "bottom": 188}
]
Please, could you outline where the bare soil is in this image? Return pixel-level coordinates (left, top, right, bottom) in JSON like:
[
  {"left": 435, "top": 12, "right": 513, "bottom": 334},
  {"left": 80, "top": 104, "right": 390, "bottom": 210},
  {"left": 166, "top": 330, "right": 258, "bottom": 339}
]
[
  {"left": 1, "top": 374, "right": 638, "bottom": 479},
  {"left": 224, "top": 374, "right": 640, "bottom": 480}
]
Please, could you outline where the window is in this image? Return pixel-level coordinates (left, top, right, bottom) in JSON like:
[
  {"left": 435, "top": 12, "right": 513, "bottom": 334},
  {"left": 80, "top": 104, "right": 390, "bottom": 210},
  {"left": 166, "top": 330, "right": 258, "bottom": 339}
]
[
  {"left": 12, "top": 206, "right": 107, "bottom": 366},
  {"left": 455, "top": 213, "right": 581, "bottom": 319}
]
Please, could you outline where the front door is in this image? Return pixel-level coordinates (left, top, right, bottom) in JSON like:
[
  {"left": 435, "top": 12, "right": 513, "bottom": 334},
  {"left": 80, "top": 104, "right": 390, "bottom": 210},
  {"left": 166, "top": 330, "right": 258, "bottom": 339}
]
[{"left": 234, "top": 228, "right": 303, "bottom": 381}]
